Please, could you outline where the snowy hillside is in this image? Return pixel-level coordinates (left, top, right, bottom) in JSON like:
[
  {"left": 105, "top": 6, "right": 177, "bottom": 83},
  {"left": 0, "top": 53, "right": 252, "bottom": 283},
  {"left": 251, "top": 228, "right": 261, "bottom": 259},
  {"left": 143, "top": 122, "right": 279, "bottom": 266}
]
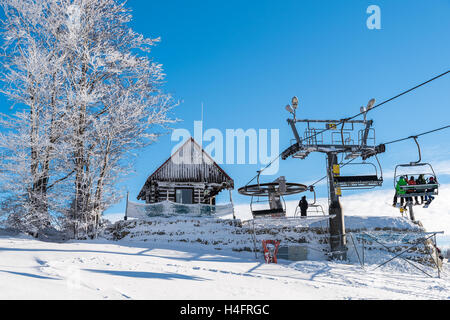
[
  {"left": 1, "top": 186, "right": 448, "bottom": 300},
  {"left": 0, "top": 234, "right": 448, "bottom": 300}
]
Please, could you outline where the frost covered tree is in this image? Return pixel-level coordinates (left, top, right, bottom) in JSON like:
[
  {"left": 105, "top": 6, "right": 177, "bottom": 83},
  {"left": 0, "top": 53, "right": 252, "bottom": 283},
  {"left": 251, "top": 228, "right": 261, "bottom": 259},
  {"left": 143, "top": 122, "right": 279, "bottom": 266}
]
[
  {"left": 0, "top": 0, "right": 177, "bottom": 238},
  {"left": 58, "top": 0, "right": 177, "bottom": 238},
  {"left": 0, "top": 0, "right": 71, "bottom": 235}
]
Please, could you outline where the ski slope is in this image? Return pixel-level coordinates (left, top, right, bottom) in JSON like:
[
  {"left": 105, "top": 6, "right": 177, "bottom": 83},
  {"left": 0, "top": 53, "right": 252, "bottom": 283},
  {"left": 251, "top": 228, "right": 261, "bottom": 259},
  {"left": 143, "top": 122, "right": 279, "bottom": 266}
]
[
  {"left": 0, "top": 234, "right": 449, "bottom": 300},
  {"left": 1, "top": 185, "right": 449, "bottom": 300}
]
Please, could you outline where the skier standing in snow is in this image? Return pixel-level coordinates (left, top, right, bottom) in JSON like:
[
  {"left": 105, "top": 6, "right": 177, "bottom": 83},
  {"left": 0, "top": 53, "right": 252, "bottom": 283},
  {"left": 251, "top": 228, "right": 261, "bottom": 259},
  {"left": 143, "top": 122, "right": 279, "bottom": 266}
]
[{"left": 299, "top": 196, "right": 308, "bottom": 217}]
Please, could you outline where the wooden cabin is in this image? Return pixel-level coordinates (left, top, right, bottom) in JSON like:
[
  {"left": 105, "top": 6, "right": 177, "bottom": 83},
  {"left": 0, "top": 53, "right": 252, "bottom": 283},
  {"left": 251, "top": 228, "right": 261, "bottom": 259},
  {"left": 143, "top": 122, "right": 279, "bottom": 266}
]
[{"left": 137, "top": 138, "right": 234, "bottom": 205}]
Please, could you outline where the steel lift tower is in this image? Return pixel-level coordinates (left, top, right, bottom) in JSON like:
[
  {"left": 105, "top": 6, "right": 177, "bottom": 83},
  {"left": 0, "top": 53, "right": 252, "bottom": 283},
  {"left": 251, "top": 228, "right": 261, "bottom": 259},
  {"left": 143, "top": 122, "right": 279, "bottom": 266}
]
[{"left": 281, "top": 97, "right": 385, "bottom": 260}]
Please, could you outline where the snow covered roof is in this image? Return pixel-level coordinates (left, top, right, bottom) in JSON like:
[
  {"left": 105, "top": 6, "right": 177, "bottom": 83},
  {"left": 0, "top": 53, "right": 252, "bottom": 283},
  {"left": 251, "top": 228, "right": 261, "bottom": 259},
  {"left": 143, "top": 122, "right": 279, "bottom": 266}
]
[{"left": 138, "top": 138, "right": 234, "bottom": 199}]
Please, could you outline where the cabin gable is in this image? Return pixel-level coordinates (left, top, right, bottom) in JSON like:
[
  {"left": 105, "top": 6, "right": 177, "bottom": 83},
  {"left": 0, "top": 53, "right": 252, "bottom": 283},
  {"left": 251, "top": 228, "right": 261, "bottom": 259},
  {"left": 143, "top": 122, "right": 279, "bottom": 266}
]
[{"left": 137, "top": 138, "right": 234, "bottom": 204}]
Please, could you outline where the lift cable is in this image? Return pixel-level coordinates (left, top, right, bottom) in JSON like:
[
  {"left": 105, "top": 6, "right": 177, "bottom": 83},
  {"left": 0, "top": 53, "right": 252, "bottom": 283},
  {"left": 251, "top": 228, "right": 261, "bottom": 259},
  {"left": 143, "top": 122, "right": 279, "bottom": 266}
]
[
  {"left": 243, "top": 70, "right": 450, "bottom": 187},
  {"left": 308, "top": 124, "right": 450, "bottom": 189},
  {"left": 382, "top": 124, "right": 450, "bottom": 145},
  {"left": 298, "top": 69, "right": 450, "bottom": 150},
  {"left": 244, "top": 154, "right": 284, "bottom": 187},
  {"left": 308, "top": 158, "right": 357, "bottom": 188}
]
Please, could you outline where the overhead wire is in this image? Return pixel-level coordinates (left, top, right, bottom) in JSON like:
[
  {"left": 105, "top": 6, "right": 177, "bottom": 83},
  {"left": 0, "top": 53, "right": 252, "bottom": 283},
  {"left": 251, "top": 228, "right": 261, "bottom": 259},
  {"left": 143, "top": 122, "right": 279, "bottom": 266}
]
[
  {"left": 294, "top": 69, "right": 450, "bottom": 152},
  {"left": 243, "top": 69, "right": 450, "bottom": 187},
  {"left": 308, "top": 123, "right": 450, "bottom": 189},
  {"left": 383, "top": 124, "right": 450, "bottom": 145}
]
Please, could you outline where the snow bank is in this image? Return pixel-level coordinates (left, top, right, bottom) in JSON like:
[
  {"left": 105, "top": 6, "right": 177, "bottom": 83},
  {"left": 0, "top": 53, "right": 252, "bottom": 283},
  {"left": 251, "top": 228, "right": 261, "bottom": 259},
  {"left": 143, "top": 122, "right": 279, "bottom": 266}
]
[
  {"left": 104, "top": 217, "right": 254, "bottom": 252},
  {"left": 102, "top": 214, "right": 438, "bottom": 266},
  {"left": 343, "top": 215, "right": 422, "bottom": 232}
]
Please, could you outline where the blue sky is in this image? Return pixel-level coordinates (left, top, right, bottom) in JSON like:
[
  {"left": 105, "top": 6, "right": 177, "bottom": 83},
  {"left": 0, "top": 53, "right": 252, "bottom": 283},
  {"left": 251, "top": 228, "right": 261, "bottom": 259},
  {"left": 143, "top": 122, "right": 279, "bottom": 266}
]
[
  {"left": 1, "top": 0, "right": 449, "bottom": 215},
  {"left": 119, "top": 0, "right": 450, "bottom": 211}
]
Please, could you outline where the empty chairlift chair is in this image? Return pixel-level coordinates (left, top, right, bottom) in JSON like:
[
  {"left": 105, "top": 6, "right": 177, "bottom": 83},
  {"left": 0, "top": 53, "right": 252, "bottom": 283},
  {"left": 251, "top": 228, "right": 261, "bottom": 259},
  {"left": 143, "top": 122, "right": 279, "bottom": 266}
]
[{"left": 332, "top": 160, "right": 383, "bottom": 190}]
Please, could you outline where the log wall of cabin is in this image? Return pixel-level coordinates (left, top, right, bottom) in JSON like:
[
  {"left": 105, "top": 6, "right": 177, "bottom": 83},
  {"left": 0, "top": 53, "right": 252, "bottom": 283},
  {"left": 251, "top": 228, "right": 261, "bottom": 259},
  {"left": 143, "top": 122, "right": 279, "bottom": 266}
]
[{"left": 142, "top": 182, "right": 216, "bottom": 204}]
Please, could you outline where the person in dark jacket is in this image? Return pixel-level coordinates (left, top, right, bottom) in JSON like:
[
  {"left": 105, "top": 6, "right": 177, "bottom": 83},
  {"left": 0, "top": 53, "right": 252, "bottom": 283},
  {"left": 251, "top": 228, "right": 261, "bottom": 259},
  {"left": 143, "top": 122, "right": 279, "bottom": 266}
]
[
  {"left": 299, "top": 196, "right": 308, "bottom": 217},
  {"left": 424, "top": 176, "right": 437, "bottom": 207},
  {"left": 416, "top": 174, "right": 426, "bottom": 204}
]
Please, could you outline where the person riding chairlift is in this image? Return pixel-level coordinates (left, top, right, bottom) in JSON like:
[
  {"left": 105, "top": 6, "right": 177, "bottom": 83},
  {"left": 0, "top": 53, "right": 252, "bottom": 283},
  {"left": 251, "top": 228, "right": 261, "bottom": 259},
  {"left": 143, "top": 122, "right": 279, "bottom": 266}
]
[
  {"left": 393, "top": 176, "right": 407, "bottom": 207},
  {"left": 393, "top": 176, "right": 407, "bottom": 208},
  {"left": 424, "top": 176, "right": 437, "bottom": 207},
  {"left": 407, "top": 176, "right": 420, "bottom": 206},
  {"left": 416, "top": 174, "right": 426, "bottom": 205}
]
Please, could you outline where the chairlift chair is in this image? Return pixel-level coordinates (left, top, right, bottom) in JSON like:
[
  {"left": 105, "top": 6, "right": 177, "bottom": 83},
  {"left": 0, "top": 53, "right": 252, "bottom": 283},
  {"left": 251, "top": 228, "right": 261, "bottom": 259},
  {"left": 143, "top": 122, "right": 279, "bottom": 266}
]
[
  {"left": 394, "top": 163, "right": 439, "bottom": 200},
  {"left": 393, "top": 136, "right": 440, "bottom": 206},
  {"left": 333, "top": 159, "right": 384, "bottom": 190}
]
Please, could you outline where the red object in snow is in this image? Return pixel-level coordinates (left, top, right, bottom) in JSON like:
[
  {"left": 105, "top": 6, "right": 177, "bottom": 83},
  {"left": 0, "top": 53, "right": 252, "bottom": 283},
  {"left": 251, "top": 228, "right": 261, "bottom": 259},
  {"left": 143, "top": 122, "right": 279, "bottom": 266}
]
[{"left": 262, "top": 240, "right": 281, "bottom": 264}]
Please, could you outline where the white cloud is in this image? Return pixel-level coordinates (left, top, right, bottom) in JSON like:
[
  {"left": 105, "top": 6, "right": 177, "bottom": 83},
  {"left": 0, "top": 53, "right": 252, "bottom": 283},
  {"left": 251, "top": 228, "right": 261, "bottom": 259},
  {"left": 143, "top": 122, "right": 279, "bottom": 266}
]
[{"left": 432, "top": 160, "right": 450, "bottom": 176}]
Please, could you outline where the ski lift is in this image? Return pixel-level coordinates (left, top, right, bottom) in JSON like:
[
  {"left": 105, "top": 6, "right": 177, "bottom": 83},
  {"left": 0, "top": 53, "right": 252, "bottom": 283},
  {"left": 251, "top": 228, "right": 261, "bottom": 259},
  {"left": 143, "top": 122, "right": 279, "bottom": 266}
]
[
  {"left": 239, "top": 173, "right": 337, "bottom": 260},
  {"left": 294, "top": 186, "right": 325, "bottom": 217},
  {"left": 333, "top": 157, "right": 383, "bottom": 190},
  {"left": 393, "top": 137, "right": 439, "bottom": 206},
  {"left": 238, "top": 175, "right": 307, "bottom": 218}
]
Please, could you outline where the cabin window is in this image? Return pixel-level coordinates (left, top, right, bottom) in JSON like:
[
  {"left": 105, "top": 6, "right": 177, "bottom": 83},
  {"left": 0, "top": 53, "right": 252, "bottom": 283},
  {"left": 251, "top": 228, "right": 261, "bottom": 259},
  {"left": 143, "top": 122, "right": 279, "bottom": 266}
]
[{"left": 175, "top": 188, "right": 193, "bottom": 204}]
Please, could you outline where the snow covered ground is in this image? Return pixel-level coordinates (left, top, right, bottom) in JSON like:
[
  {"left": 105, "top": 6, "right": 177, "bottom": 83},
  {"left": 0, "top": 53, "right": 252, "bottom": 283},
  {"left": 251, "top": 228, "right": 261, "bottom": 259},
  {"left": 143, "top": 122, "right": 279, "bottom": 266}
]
[
  {"left": 0, "top": 235, "right": 449, "bottom": 300},
  {"left": 1, "top": 185, "right": 449, "bottom": 300}
]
